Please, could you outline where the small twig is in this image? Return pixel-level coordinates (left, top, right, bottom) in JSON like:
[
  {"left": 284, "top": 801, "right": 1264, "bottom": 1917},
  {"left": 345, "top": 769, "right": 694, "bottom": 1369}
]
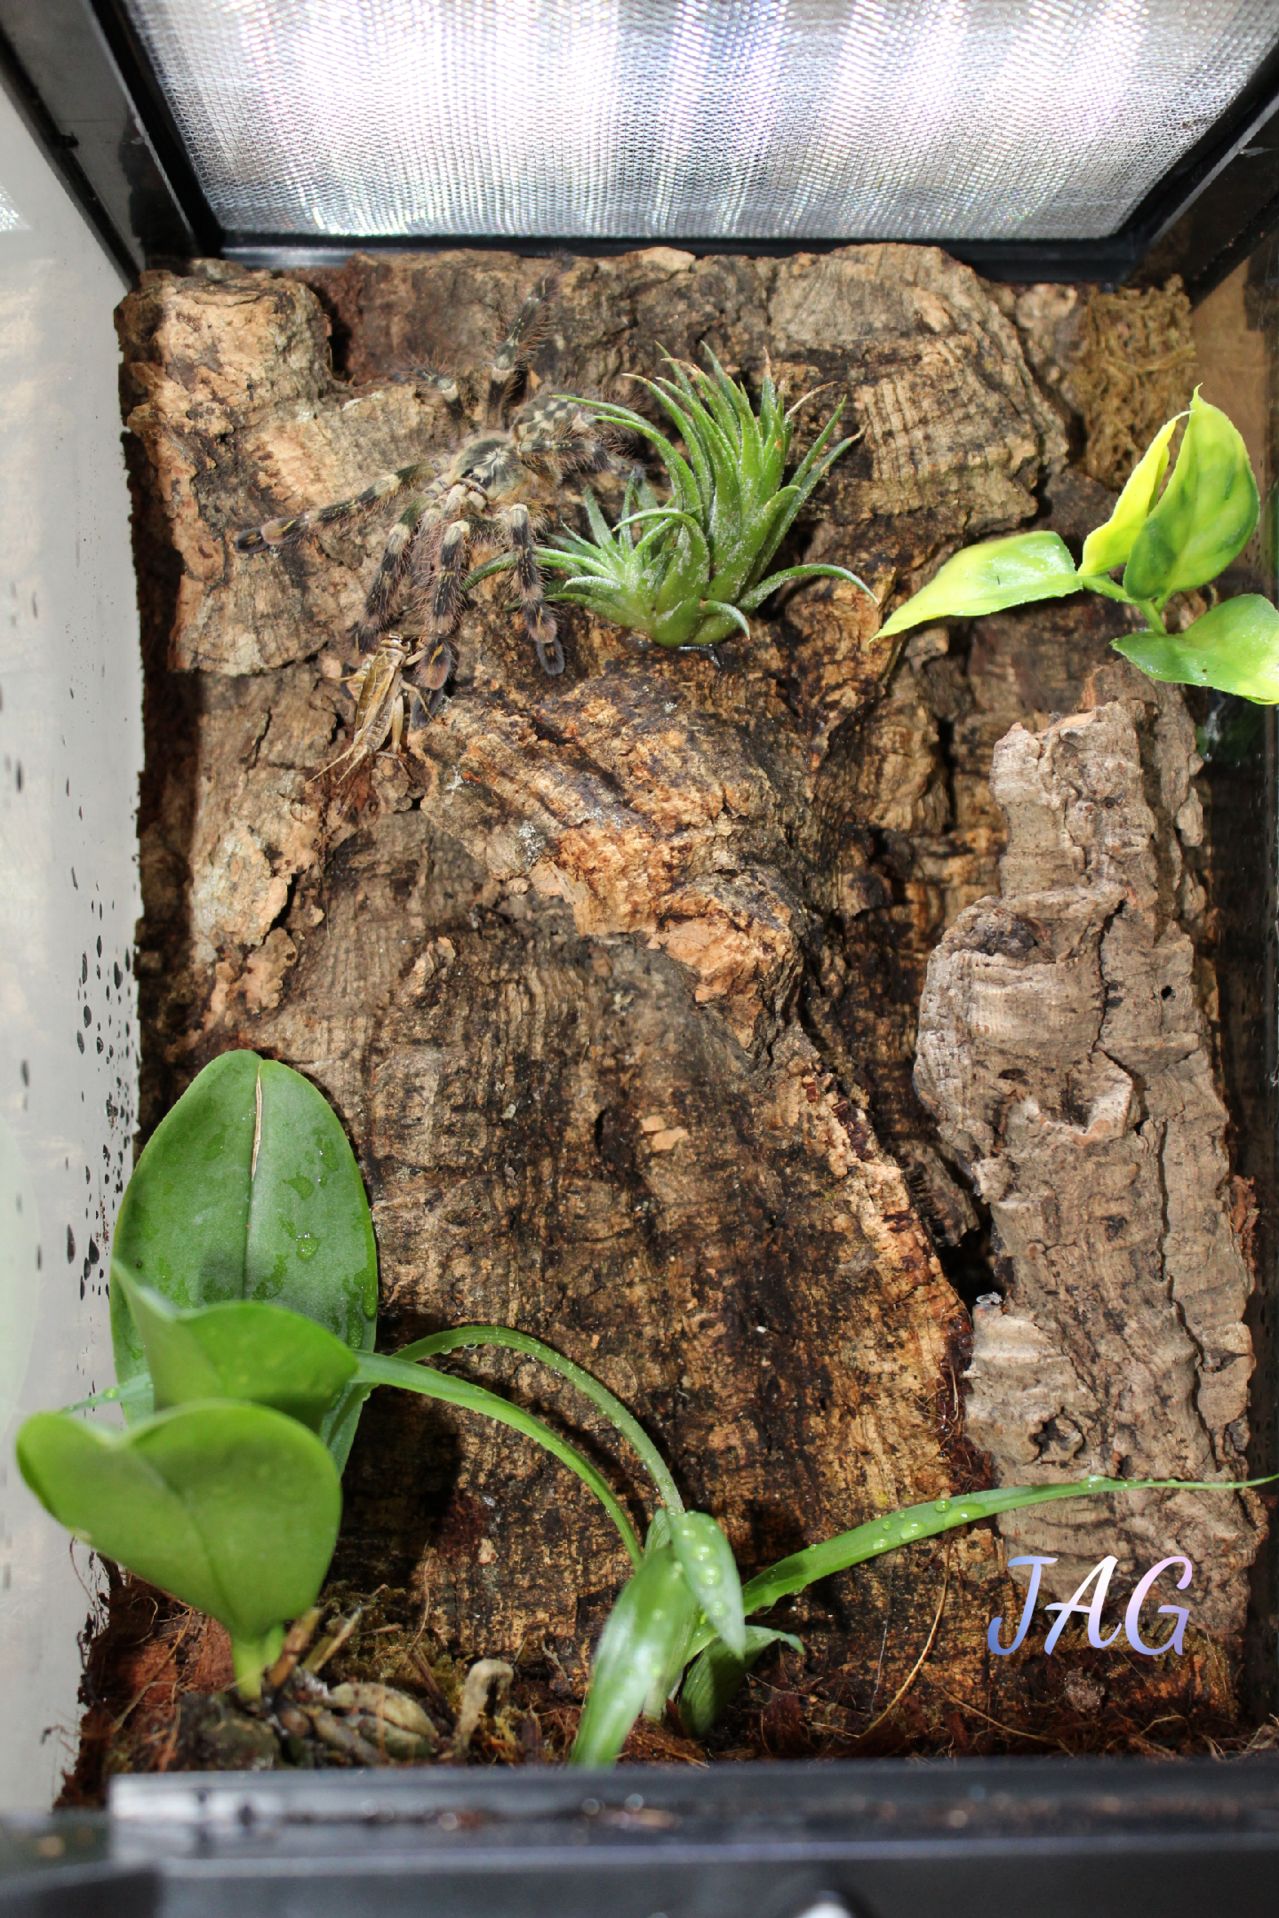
[
  {"left": 854, "top": 1541, "right": 950, "bottom": 1743},
  {"left": 938, "top": 1688, "right": 1061, "bottom": 1747},
  {"left": 303, "top": 1607, "right": 363, "bottom": 1675},
  {"left": 265, "top": 1606, "right": 322, "bottom": 1691}
]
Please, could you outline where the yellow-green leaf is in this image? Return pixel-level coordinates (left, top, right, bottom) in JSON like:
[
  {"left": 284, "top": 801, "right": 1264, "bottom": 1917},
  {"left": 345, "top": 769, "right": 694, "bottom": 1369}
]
[
  {"left": 1113, "top": 595, "right": 1279, "bottom": 703},
  {"left": 1123, "top": 389, "right": 1259, "bottom": 607},
  {"left": 879, "top": 531, "right": 1080, "bottom": 638},
  {"left": 1079, "top": 415, "right": 1179, "bottom": 578}
]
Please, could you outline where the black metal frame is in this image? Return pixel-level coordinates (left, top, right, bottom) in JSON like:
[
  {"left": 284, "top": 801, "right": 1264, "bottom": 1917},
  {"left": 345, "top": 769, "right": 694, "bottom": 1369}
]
[
  {"left": 4, "top": 1758, "right": 1279, "bottom": 1918},
  {"left": 2, "top": 0, "right": 1278, "bottom": 296},
  {"left": 4, "top": 1, "right": 1279, "bottom": 1901}
]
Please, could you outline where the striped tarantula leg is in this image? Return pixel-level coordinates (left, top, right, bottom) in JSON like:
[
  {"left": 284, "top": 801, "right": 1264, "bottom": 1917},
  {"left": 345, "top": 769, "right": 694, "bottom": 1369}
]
[
  {"left": 428, "top": 521, "right": 472, "bottom": 637},
  {"left": 407, "top": 637, "right": 455, "bottom": 725},
  {"left": 484, "top": 263, "right": 563, "bottom": 426},
  {"left": 409, "top": 367, "right": 466, "bottom": 426},
  {"left": 502, "top": 503, "right": 564, "bottom": 676},
  {"left": 233, "top": 461, "right": 436, "bottom": 557},
  {"left": 354, "top": 501, "right": 429, "bottom": 652}
]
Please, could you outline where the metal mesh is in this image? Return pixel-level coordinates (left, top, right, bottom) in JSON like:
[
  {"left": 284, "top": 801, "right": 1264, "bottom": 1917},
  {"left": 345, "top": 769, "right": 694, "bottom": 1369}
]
[{"left": 121, "top": 0, "right": 1279, "bottom": 242}]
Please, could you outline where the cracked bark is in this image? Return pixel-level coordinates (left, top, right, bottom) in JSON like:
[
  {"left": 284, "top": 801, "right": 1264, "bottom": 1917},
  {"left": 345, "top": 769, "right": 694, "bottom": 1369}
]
[
  {"left": 916, "top": 670, "right": 1263, "bottom": 1635},
  {"left": 114, "top": 243, "right": 1259, "bottom": 1751}
]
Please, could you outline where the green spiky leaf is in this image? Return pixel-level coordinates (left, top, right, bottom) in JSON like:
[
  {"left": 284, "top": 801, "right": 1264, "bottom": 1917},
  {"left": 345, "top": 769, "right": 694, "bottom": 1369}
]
[{"left": 546, "top": 353, "right": 873, "bottom": 649}]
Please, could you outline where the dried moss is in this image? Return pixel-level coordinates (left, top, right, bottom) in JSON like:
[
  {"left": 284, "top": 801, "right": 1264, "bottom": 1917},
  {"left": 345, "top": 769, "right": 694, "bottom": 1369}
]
[{"left": 1067, "top": 278, "right": 1198, "bottom": 490}]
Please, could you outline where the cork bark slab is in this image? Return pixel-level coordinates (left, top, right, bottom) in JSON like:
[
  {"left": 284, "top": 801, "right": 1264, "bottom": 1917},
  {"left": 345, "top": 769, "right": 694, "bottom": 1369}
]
[
  {"left": 116, "top": 245, "right": 1250, "bottom": 1747},
  {"left": 916, "top": 673, "right": 1263, "bottom": 1636}
]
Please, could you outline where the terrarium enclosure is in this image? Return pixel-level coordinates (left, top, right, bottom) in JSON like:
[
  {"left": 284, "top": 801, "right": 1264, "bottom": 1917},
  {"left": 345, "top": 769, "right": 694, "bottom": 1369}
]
[
  {"left": 41, "top": 237, "right": 1275, "bottom": 1783},
  {"left": 4, "top": 0, "right": 1279, "bottom": 1826}
]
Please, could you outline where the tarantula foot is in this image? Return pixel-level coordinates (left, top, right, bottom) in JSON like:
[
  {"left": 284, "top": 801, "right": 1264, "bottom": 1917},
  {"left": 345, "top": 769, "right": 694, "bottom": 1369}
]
[
  {"left": 531, "top": 609, "right": 564, "bottom": 676},
  {"left": 417, "top": 638, "right": 455, "bottom": 691}
]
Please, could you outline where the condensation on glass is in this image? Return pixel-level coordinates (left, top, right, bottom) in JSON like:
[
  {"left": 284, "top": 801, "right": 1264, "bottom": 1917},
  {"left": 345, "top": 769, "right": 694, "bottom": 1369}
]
[
  {"left": 119, "top": 0, "right": 1279, "bottom": 243},
  {"left": 0, "top": 90, "right": 141, "bottom": 1809}
]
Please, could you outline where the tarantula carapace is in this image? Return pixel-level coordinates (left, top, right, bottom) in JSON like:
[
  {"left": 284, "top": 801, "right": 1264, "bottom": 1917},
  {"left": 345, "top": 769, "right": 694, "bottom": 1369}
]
[{"left": 233, "top": 270, "right": 612, "bottom": 785}]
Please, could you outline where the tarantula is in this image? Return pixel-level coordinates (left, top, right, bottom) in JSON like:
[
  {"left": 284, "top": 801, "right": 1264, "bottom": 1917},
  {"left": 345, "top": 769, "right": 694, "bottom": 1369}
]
[{"left": 233, "top": 269, "right": 612, "bottom": 786}]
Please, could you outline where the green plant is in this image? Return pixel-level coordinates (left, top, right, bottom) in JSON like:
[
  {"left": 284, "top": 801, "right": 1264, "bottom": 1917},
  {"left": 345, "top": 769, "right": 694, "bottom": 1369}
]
[
  {"left": 516, "top": 350, "right": 873, "bottom": 649},
  {"left": 19, "top": 1053, "right": 659, "bottom": 1696},
  {"left": 18, "top": 1051, "right": 1270, "bottom": 1749},
  {"left": 879, "top": 390, "right": 1279, "bottom": 703}
]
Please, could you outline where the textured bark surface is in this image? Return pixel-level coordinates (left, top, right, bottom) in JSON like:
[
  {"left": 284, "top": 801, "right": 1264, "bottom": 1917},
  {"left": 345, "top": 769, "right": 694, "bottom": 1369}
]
[
  {"left": 916, "top": 676, "right": 1263, "bottom": 1636},
  {"left": 110, "top": 245, "right": 1259, "bottom": 1758}
]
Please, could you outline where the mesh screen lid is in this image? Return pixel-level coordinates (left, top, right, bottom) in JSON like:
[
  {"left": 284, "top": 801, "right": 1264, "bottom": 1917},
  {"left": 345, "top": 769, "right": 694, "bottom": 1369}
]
[{"left": 121, "top": 0, "right": 1279, "bottom": 244}]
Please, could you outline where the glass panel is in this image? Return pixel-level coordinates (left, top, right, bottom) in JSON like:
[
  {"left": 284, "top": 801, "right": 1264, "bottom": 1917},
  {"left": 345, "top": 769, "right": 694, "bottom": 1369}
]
[
  {"left": 119, "top": 0, "right": 1279, "bottom": 243},
  {"left": 0, "top": 89, "right": 141, "bottom": 1810}
]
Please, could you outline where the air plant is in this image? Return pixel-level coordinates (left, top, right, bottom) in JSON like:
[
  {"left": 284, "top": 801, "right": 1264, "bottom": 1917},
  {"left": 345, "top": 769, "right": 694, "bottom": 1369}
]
[{"left": 534, "top": 349, "right": 875, "bottom": 648}]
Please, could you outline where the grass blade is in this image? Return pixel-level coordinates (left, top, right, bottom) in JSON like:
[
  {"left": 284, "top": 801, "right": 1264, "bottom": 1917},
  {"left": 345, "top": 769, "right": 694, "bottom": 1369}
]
[
  {"left": 570, "top": 1543, "right": 697, "bottom": 1766},
  {"left": 668, "top": 1511, "right": 745, "bottom": 1655},
  {"left": 738, "top": 562, "right": 874, "bottom": 613},
  {"left": 740, "top": 1474, "right": 1274, "bottom": 1616},
  {"left": 358, "top": 1352, "right": 643, "bottom": 1565},
  {"left": 678, "top": 1625, "right": 802, "bottom": 1738},
  {"left": 394, "top": 1324, "right": 682, "bottom": 1514}
]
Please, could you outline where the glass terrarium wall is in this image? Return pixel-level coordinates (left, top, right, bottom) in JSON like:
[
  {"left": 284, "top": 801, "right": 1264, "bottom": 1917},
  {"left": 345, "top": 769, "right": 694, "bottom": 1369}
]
[{"left": 0, "top": 83, "right": 141, "bottom": 1810}]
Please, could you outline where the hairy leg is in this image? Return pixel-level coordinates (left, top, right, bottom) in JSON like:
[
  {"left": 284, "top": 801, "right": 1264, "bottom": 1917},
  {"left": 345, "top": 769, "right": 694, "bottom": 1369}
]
[
  {"left": 484, "top": 263, "right": 564, "bottom": 427},
  {"left": 500, "top": 502, "right": 563, "bottom": 676},
  {"left": 233, "top": 459, "right": 437, "bottom": 553},
  {"left": 354, "top": 500, "right": 432, "bottom": 651}
]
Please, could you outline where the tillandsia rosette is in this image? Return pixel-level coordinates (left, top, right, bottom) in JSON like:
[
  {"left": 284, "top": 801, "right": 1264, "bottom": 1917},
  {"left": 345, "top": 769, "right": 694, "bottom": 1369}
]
[
  {"left": 879, "top": 388, "right": 1279, "bottom": 703},
  {"left": 533, "top": 348, "right": 875, "bottom": 648}
]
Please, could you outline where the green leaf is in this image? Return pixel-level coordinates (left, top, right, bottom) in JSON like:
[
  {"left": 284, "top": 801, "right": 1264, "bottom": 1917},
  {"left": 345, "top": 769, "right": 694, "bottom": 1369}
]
[
  {"left": 879, "top": 531, "right": 1081, "bottom": 638},
  {"left": 1124, "top": 389, "right": 1259, "bottom": 607},
  {"left": 110, "top": 1052, "right": 377, "bottom": 1468},
  {"left": 570, "top": 1542, "right": 698, "bottom": 1766},
  {"left": 738, "top": 562, "right": 873, "bottom": 613},
  {"left": 358, "top": 1351, "right": 643, "bottom": 1566},
  {"left": 16, "top": 1401, "right": 341, "bottom": 1696},
  {"left": 1079, "top": 415, "right": 1180, "bottom": 579},
  {"left": 678, "top": 1625, "right": 802, "bottom": 1739},
  {"left": 396, "top": 1322, "right": 683, "bottom": 1514},
  {"left": 739, "top": 1473, "right": 1272, "bottom": 1617},
  {"left": 1112, "top": 595, "right": 1279, "bottom": 703},
  {"left": 668, "top": 1511, "right": 745, "bottom": 1656},
  {"left": 117, "top": 1270, "right": 357, "bottom": 1435}
]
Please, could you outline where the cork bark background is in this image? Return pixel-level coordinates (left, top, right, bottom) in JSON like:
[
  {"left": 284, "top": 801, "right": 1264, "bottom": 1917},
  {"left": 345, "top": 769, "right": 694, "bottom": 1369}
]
[{"left": 112, "top": 244, "right": 1267, "bottom": 1756}]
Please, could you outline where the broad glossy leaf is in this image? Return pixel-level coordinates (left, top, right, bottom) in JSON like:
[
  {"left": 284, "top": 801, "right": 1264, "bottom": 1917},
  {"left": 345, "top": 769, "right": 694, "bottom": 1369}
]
[
  {"left": 879, "top": 532, "right": 1080, "bottom": 637},
  {"left": 110, "top": 1053, "right": 377, "bottom": 1465},
  {"left": 118, "top": 1270, "right": 357, "bottom": 1432},
  {"left": 1079, "top": 416, "right": 1179, "bottom": 579},
  {"left": 669, "top": 1511, "right": 745, "bottom": 1656},
  {"left": 1124, "top": 390, "right": 1259, "bottom": 606},
  {"left": 17, "top": 1401, "right": 341, "bottom": 1690},
  {"left": 678, "top": 1625, "right": 802, "bottom": 1738},
  {"left": 570, "top": 1543, "right": 698, "bottom": 1766},
  {"left": 1112, "top": 596, "right": 1279, "bottom": 703}
]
